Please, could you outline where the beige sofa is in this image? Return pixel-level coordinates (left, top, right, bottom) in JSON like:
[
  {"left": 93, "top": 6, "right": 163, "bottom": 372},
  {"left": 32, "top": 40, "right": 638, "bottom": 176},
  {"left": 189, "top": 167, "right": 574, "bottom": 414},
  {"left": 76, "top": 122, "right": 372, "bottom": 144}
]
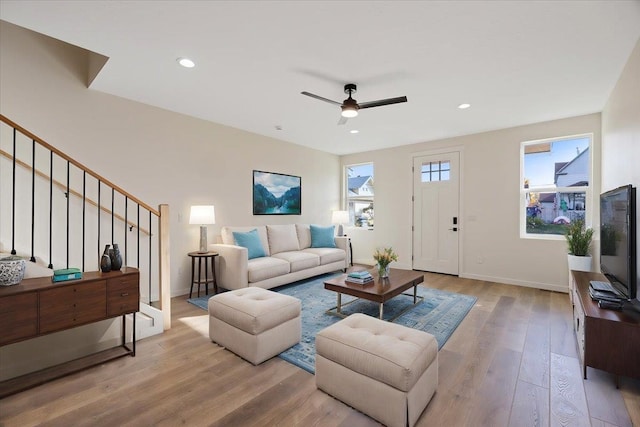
[{"left": 210, "top": 224, "right": 349, "bottom": 291}]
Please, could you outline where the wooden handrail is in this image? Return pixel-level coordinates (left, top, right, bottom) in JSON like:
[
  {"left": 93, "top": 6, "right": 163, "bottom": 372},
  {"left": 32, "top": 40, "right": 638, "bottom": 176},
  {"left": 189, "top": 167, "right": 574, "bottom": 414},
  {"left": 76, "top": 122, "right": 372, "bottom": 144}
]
[
  {"left": 0, "top": 149, "right": 151, "bottom": 236},
  {"left": 0, "top": 114, "right": 159, "bottom": 217}
]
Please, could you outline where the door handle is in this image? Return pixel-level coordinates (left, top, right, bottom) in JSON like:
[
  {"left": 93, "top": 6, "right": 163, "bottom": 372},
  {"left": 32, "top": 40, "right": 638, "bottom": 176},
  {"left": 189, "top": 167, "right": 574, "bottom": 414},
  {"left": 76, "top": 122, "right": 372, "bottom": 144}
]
[{"left": 448, "top": 227, "right": 458, "bottom": 232}]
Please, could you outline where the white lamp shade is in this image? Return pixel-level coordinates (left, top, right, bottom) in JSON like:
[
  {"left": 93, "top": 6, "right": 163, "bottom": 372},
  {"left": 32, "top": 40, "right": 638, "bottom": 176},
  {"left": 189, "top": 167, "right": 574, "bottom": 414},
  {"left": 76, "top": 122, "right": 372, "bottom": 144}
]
[
  {"left": 331, "top": 210, "right": 349, "bottom": 225},
  {"left": 189, "top": 205, "right": 216, "bottom": 225}
]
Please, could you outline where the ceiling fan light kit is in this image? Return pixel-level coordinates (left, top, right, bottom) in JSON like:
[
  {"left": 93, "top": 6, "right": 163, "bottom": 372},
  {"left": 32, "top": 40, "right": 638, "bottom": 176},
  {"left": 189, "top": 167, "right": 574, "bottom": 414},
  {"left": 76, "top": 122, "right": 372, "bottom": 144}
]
[
  {"left": 341, "top": 105, "right": 358, "bottom": 118},
  {"left": 302, "top": 83, "right": 407, "bottom": 124}
]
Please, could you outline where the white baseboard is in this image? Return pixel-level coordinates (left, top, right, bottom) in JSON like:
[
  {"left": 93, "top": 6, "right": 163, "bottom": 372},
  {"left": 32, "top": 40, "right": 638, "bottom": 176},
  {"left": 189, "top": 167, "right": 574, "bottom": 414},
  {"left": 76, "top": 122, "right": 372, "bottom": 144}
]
[{"left": 460, "top": 272, "right": 569, "bottom": 293}]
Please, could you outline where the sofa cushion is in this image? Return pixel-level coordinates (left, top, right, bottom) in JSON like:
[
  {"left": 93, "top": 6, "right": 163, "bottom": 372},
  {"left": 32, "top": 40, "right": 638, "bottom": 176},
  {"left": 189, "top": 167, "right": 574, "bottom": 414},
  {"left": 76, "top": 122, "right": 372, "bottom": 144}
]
[
  {"left": 247, "top": 257, "right": 290, "bottom": 283},
  {"left": 272, "top": 251, "right": 320, "bottom": 272},
  {"left": 221, "top": 226, "right": 270, "bottom": 256},
  {"left": 301, "top": 247, "right": 345, "bottom": 265},
  {"left": 233, "top": 229, "right": 266, "bottom": 259},
  {"left": 267, "top": 225, "right": 300, "bottom": 255},
  {"left": 310, "top": 225, "right": 336, "bottom": 248},
  {"left": 296, "top": 224, "right": 312, "bottom": 249}
]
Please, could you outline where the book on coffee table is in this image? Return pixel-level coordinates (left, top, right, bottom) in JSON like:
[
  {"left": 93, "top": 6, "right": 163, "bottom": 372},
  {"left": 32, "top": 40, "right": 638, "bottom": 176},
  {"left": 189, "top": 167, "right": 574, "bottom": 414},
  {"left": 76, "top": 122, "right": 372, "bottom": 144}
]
[{"left": 345, "top": 276, "right": 374, "bottom": 285}]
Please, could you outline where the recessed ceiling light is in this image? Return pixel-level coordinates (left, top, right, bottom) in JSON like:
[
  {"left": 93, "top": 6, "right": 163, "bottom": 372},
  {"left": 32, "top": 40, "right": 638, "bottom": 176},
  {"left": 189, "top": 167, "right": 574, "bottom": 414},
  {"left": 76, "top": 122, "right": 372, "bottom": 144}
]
[
  {"left": 350, "top": 130, "right": 359, "bottom": 134},
  {"left": 458, "top": 103, "right": 471, "bottom": 109},
  {"left": 177, "top": 57, "right": 195, "bottom": 68}
]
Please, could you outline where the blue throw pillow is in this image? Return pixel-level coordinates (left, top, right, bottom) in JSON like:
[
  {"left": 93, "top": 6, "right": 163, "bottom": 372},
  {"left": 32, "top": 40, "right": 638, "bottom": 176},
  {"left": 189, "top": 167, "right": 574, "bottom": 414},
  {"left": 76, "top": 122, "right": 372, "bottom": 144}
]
[
  {"left": 233, "top": 229, "right": 266, "bottom": 259},
  {"left": 310, "top": 225, "right": 336, "bottom": 248}
]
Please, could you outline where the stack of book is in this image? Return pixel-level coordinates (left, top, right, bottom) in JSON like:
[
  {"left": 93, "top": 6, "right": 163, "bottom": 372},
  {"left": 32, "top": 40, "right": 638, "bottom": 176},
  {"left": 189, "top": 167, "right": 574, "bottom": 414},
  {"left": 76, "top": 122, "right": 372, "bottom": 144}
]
[
  {"left": 588, "top": 280, "right": 623, "bottom": 302},
  {"left": 52, "top": 268, "right": 83, "bottom": 283},
  {"left": 345, "top": 270, "right": 374, "bottom": 285}
]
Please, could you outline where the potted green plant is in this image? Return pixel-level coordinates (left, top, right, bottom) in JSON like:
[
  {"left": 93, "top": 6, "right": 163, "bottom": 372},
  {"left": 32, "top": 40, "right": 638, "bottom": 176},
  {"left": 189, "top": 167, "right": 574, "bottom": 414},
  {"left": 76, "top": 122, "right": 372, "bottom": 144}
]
[{"left": 565, "top": 218, "right": 594, "bottom": 272}]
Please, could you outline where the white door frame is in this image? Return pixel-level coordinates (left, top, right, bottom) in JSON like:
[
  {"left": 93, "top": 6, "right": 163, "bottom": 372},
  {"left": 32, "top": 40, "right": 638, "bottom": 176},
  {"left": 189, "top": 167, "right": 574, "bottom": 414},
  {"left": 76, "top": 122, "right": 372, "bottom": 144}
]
[{"left": 412, "top": 146, "right": 464, "bottom": 274}]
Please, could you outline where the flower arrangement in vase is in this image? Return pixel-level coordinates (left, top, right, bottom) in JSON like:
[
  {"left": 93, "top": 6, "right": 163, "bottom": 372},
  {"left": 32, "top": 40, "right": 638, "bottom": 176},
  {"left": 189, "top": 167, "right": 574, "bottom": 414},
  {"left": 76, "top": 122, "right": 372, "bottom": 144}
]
[{"left": 373, "top": 247, "right": 398, "bottom": 279}]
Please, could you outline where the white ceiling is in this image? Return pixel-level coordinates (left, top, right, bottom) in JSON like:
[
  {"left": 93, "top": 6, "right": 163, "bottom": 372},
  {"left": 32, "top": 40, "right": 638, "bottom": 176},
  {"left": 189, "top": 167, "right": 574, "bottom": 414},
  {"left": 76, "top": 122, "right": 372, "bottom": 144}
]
[{"left": 1, "top": 1, "right": 639, "bottom": 155}]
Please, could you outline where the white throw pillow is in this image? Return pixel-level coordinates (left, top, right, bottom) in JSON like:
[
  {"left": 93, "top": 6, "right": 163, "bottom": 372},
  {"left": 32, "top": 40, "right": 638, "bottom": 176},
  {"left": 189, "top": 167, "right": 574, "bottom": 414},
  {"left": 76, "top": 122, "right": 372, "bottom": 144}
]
[
  {"left": 296, "top": 224, "right": 312, "bottom": 249},
  {"left": 267, "top": 225, "right": 300, "bottom": 255}
]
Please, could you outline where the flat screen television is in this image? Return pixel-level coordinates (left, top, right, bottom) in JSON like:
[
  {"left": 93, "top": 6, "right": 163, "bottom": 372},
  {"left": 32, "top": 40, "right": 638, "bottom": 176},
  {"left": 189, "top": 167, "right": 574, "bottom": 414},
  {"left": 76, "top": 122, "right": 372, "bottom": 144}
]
[{"left": 599, "top": 185, "right": 637, "bottom": 300}]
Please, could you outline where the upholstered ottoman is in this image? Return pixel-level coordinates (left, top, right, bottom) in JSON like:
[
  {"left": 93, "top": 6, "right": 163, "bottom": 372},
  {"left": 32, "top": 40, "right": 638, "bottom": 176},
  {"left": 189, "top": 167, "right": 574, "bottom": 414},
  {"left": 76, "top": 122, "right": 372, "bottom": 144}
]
[
  {"left": 208, "top": 287, "right": 301, "bottom": 365},
  {"left": 316, "top": 313, "right": 438, "bottom": 427}
]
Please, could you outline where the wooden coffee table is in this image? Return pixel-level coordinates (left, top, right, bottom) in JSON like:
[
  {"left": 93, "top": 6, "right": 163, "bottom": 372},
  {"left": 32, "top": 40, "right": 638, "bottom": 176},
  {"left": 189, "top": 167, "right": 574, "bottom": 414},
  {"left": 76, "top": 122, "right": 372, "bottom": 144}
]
[{"left": 323, "top": 268, "right": 425, "bottom": 321}]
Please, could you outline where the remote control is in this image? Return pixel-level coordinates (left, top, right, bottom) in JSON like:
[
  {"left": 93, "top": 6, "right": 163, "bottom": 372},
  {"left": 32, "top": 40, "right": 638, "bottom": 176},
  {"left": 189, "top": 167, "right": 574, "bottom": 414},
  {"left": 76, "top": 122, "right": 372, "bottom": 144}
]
[{"left": 598, "top": 300, "right": 623, "bottom": 310}]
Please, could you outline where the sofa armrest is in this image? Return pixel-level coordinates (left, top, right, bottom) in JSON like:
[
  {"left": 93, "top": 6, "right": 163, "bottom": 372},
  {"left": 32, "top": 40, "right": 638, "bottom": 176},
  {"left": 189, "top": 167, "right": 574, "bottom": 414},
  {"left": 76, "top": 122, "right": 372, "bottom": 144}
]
[
  {"left": 209, "top": 243, "right": 249, "bottom": 290},
  {"left": 334, "top": 236, "right": 350, "bottom": 269}
]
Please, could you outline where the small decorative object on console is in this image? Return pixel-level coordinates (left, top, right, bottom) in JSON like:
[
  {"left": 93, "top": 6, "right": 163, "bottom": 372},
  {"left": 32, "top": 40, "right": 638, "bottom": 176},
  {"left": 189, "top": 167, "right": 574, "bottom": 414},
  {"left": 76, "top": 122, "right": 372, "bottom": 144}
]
[
  {"left": 101, "top": 244, "right": 112, "bottom": 272},
  {"left": 373, "top": 247, "right": 398, "bottom": 279},
  {"left": 0, "top": 255, "right": 26, "bottom": 286},
  {"left": 52, "top": 267, "right": 83, "bottom": 283},
  {"left": 109, "top": 243, "right": 123, "bottom": 271}
]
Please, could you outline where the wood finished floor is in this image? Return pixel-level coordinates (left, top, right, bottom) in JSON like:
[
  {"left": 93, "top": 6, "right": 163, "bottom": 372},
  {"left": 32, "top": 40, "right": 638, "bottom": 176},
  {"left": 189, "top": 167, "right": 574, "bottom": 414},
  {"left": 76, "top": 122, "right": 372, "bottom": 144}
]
[{"left": 1, "top": 273, "right": 639, "bottom": 427}]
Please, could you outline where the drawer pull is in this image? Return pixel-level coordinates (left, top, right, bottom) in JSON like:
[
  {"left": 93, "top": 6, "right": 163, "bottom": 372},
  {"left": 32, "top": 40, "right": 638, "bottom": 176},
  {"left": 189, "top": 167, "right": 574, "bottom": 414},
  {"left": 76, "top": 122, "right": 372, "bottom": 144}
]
[{"left": 121, "top": 292, "right": 129, "bottom": 297}]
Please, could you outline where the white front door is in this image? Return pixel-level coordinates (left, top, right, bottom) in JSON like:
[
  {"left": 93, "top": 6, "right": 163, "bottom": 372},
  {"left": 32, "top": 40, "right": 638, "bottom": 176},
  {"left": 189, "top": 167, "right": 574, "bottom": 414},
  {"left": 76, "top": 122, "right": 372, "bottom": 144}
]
[{"left": 412, "top": 152, "right": 460, "bottom": 275}]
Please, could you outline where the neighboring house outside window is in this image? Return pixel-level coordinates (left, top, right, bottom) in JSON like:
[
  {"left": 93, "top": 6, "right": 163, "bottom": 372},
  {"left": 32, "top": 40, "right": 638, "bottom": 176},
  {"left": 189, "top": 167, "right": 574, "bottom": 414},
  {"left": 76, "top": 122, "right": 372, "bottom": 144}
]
[
  {"left": 345, "top": 163, "right": 374, "bottom": 228},
  {"left": 521, "top": 135, "right": 592, "bottom": 238}
]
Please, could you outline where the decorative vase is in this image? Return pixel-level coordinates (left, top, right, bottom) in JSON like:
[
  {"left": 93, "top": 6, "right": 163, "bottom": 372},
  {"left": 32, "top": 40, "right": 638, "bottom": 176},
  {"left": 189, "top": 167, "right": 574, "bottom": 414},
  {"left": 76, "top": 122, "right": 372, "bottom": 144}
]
[
  {"left": 0, "top": 256, "right": 26, "bottom": 286},
  {"left": 110, "top": 243, "right": 123, "bottom": 271},
  {"left": 377, "top": 264, "right": 390, "bottom": 279},
  {"left": 101, "top": 245, "right": 112, "bottom": 272}
]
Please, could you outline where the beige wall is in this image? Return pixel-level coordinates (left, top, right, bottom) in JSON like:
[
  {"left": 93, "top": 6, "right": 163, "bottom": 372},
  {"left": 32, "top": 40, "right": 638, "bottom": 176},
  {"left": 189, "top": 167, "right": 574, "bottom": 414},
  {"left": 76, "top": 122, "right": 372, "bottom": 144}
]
[
  {"left": 602, "top": 37, "right": 640, "bottom": 299},
  {"left": 342, "top": 113, "right": 602, "bottom": 292},
  {"left": 0, "top": 21, "right": 341, "bottom": 297},
  {"left": 0, "top": 21, "right": 340, "bottom": 379}
]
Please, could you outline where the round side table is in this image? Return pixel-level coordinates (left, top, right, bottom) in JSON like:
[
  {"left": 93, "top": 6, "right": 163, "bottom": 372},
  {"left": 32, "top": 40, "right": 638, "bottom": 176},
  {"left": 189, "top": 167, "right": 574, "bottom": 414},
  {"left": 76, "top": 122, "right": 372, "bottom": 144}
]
[{"left": 188, "top": 251, "right": 219, "bottom": 298}]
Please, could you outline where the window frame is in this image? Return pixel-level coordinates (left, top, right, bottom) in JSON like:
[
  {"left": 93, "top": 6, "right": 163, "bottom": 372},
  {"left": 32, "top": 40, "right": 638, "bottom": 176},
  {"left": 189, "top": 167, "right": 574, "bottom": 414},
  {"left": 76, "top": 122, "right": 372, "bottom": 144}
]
[
  {"left": 344, "top": 162, "right": 374, "bottom": 229},
  {"left": 519, "top": 133, "right": 593, "bottom": 240}
]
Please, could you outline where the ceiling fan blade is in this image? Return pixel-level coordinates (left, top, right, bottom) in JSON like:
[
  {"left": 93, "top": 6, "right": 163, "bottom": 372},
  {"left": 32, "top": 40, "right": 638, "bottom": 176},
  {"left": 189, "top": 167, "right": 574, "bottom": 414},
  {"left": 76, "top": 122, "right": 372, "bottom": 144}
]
[
  {"left": 358, "top": 96, "right": 408, "bottom": 110},
  {"left": 337, "top": 116, "right": 348, "bottom": 126},
  {"left": 301, "top": 91, "right": 342, "bottom": 106}
]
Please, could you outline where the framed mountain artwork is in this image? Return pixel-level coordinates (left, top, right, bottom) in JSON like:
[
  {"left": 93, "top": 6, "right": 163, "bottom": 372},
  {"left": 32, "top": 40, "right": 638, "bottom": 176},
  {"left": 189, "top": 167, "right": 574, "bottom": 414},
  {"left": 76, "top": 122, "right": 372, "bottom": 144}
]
[{"left": 253, "top": 170, "right": 301, "bottom": 215}]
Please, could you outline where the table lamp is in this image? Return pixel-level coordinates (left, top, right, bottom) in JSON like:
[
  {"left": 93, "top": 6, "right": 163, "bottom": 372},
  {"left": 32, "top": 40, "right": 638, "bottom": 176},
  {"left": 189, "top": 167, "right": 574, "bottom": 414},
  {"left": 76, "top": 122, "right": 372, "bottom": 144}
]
[
  {"left": 331, "top": 210, "right": 349, "bottom": 236},
  {"left": 189, "top": 205, "right": 216, "bottom": 253}
]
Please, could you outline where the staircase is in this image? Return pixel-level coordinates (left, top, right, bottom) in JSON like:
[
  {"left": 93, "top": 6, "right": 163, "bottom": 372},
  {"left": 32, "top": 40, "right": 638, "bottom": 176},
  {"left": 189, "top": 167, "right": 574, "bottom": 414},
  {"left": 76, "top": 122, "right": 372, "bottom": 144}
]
[{"left": 0, "top": 114, "right": 170, "bottom": 352}]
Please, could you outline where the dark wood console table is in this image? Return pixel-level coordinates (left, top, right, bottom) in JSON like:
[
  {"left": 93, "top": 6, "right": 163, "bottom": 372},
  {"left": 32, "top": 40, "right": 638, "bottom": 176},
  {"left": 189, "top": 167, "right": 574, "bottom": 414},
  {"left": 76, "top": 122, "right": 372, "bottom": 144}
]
[
  {"left": 0, "top": 267, "right": 139, "bottom": 397},
  {"left": 570, "top": 270, "right": 640, "bottom": 381}
]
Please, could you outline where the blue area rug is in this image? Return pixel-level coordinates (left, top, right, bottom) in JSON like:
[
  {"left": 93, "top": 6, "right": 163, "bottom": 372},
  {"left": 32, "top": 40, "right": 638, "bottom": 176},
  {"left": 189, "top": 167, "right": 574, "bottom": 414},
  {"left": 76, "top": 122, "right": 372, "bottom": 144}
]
[{"left": 187, "top": 272, "right": 476, "bottom": 374}]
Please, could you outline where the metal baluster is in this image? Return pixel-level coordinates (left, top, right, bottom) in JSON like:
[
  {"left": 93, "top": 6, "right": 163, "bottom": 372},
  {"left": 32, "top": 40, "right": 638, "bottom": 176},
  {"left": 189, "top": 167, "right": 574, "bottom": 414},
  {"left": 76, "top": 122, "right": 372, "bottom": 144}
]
[
  {"left": 48, "top": 151, "right": 53, "bottom": 269},
  {"left": 124, "top": 197, "right": 128, "bottom": 266},
  {"left": 111, "top": 187, "right": 115, "bottom": 245},
  {"left": 149, "top": 210, "right": 152, "bottom": 302},
  {"left": 30, "top": 139, "right": 35, "bottom": 262},
  {"left": 82, "top": 171, "right": 86, "bottom": 272},
  {"left": 66, "top": 160, "right": 70, "bottom": 268},
  {"left": 11, "top": 128, "right": 16, "bottom": 255},
  {"left": 97, "top": 180, "right": 101, "bottom": 260},
  {"left": 137, "top": 204, "right": 140, "bottom": 267}
]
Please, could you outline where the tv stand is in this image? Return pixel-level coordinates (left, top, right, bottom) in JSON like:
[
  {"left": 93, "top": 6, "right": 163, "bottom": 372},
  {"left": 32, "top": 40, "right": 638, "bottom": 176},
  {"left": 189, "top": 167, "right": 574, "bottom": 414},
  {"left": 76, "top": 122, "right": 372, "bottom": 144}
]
[{"left": 570, "top": 271, "right": 640, "bottom": 381}]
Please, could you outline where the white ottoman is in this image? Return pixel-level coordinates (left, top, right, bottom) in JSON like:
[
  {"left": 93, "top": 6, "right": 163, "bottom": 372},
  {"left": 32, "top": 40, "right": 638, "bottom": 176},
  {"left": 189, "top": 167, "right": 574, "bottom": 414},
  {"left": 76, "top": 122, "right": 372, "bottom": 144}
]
[
  {"left": 316, "top": 313, "right": 438, "bottom": 427},
  {"left": 208, "top": 287, "right": 301, "bottom": 365}
]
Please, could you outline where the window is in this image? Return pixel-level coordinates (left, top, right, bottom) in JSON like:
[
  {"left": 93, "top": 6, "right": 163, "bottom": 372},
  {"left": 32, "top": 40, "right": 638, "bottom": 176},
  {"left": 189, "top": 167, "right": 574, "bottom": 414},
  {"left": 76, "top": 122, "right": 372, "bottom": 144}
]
[
  {"left": 345, "top": 163, "right": 374, "bottom": 228},
  {"left": 421, "top": 161, "right": 450, "bottom": 182},
  {"left": 520, "top": 134, "right": 592, "bottom": 238}
]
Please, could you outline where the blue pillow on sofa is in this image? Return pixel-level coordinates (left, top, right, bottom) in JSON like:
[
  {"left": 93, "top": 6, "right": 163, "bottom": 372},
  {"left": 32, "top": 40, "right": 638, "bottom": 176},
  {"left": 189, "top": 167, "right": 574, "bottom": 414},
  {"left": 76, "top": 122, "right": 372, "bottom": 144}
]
[
  {"left": 233, "top": 229, "right": 266, "bottom": 259},
  {"left": 310, "top": 225, "right": 336, "bottom": 248}
]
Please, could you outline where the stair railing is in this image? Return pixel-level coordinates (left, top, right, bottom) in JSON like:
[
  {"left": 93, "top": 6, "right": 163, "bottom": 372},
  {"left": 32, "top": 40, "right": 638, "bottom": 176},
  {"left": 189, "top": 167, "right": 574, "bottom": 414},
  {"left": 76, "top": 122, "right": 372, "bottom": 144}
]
[{"left": 0, "top": 115, "right": 171, "bottom": 329}]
